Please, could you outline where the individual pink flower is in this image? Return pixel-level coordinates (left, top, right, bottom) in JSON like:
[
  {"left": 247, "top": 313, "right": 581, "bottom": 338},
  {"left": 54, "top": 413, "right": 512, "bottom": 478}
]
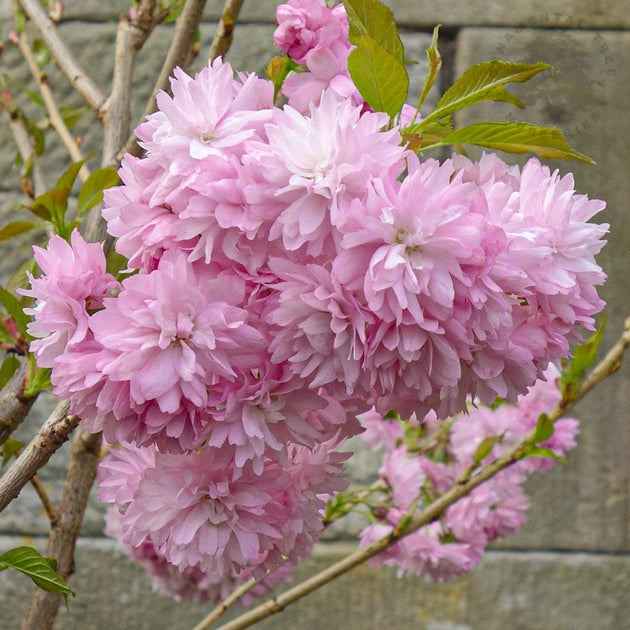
[
  {"left": 274, "top": 0, "right": 349, "bottom": 66},
  {"left": 137, "top": 58, "right": 273, "bottom": 171},
  {"left": 243, "top": 90, "right": 406, "bottom": 256},
  {"left": 21, "top": 230, "right": 119, "bottom": 367}
]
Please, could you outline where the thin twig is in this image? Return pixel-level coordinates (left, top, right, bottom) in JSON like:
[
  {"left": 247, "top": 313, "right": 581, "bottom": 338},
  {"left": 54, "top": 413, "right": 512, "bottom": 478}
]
[
  {"left": 29, "top": 474, "right": 57, "bottom": 525},
  {"left": 0, "top": 87, "right": 47, "bottom": 196},
  {"left": 17, "top": 0, "right": 106, "bottom": 116},
  {"left": 210, "top": 322, "right": 630, "bottom": 630},
  {"left": 17, "top": 31, "right": 90, "bottom": 182},
  {"left": 118, "top": 0, "right": 208, "bottom": 161},
  {"left": 208, "top": 0, "right": 245, "bottom": 61}
]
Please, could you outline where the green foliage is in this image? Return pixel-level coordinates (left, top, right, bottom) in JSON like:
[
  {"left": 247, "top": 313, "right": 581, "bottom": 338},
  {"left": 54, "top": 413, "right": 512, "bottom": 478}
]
[
  {"left": 76, "top": 168, "right": 119, "bottom": 217},
  {"left": 342, "top": 0, "right": 409, "bottom": 117},
  {"left": 0, "top": 286, "right": 30, "bottom": 338},
  {"left": 430, "top": 121, "right": 594, "bottom": 163},
  {"left": 22, "top": 158, "right": 88, "bottom": 238},
  {"left": 1, "top": 438, "right": 24, "bottom": 467},
  {"left": 24, "top": 354, "right": 51, "bottom": 397},
  {"left": 532, "top": 413, "right": 554, "bottom": 444},
  {"left": 162, "top": 0, "right": 186, "bottom": 23},
  {"left": 560, "top": 317, "right": 607, "bottom": 400},
  {"left": 0, "top": 221, "right": 39, "bottom": 243},
  {"left": 472, "top": 434, "right": 503, "bottom": 467},
  {"left": 0, "top": 355, "right": 20, "bottom": 390},
  {"left": 266, "top": 55, "right": 299, "bottom": 101},
  {"left": 415, "top": 25, "right": 442, "bottom": 112},
  {"left": 0, "top": 547, "right": 75, "bottom": 605},
  {"left": 422, "top": 60, "right": 550, "bottom": 125}
]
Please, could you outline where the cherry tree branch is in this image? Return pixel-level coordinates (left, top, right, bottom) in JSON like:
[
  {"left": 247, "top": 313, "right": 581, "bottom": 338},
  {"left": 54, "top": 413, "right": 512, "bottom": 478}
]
[
  {"left": 17, "top": 31, "right": 90, "bottom": 182},
  {"left": 118, "top": 0, "right": 209, "bottom": 161},
  {"left": 209, "top": 322, "right": 630, "bottom": 630},
  {"left": 0, "top": 362, "right": 35, "bottom": 447},
  {"left": 208, "top": 0, "right": 245, "bottom": 61},
  {"left": 0, "top": 88, "right": 47, "bottom": 196},
  {"left": 17, "top": 0, "right": 107, "bottom": 116},
  {"left": 20, "top": 429, "right": 102, "bottom": 630},
  {"left": 0, "top": 400, "right": 77, "bottom": 513}
]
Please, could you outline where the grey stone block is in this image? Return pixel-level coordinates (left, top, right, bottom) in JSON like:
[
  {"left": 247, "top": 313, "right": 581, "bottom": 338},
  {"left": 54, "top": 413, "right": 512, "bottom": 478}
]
[
  {"left": 454, "top": 28, "right": 630, "bottom": 553},
  {"left": 0, "top": 537, "right": 628, "bottom": 629}
]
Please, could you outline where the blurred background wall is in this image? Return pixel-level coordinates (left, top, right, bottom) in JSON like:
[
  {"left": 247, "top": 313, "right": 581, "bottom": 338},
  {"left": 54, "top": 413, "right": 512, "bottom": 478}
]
[{"left": 0, "top": 1, "right": 628, "bottom": 628}]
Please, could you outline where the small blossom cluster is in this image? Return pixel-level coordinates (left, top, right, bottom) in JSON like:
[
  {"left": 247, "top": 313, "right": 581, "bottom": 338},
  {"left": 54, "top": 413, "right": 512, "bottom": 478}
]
[
  {"left": 20, "top": 0, "right": 606, "bottom": 603},
  {"left": 358, "top": 364, "right": 580, "bottom": 581}
]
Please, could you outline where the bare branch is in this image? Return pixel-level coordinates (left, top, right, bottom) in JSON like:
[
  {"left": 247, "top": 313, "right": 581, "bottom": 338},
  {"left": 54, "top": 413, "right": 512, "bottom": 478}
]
[
  {"left": 30, "top": 473, "right": 58, "bottom": 525},
  {"left": 0, "top": 400, "right": 77, "bottom": 513},
  {"left": 20, "top": 430, "right": 102, "bottom": 630},
  {"left": 17, "top": 31, "right": 90, "bottom": 182},
  {"left": 210, "top": 322, "right": 630, "bottom": 630},
  {"left": 100, "top": 2, "right": 169, "bottom": 168},
  {"left": 208, "top": 0, "right": 245, "bottom": 61},
  {"left": 17, "top": 0, "right": 107, "bottom": 115},
  {"left": 119, "top": 0, "right": 209, "bottom": 161},
  {"left": 0, "top": 89, "right": 47, "bottom": 196},
  {"left": 0, "top": 361, "right": 36, "bottom": 447}
]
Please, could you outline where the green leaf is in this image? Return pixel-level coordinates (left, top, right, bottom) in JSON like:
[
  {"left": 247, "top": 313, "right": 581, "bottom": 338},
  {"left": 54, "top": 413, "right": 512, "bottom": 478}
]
[
  {"left": 422, "top": 60, "right": 551, "bottom": 124},
  {"left": 560, "top": 317, "right": 606, "bottom": 398},
  {"left": 416, "top": 25, "right": 442, "bottom": 111},
  {"left": 58, "top": 105, "right": 89, "bottom": 130},
  {"left": 55, "top": 158, "right": 88, "bottom": 195},
  {"left": 1, "top": 438, "right": 24, "bottom": 467},
  {"left": 342, "top": 0, "right": 409, "bottom": 116},
  {"left": 32, "top": 39, "right": 52, "bottom": 68},
  {"left": 472, "top": 434, "right": 503, "bottom": 466},
  {"left": 24, "top": 357, "right": 51, "bottom": 397},
  {"left": 76, "top": 168, "right": 119, "bottom": 216},
  {"left": 427, "top": 121, "right": 594, "bottom": 163},
  {"left": 533, "top": 413, "right": 554, "bottom": 444},
  {"left": 343, "top": 0, "right": 405, "bottom": 61},
  {"left": 0, "top": 221, "right": 39, "bottom": 242},
  {"left": 347, "top": 40, "right": 409, "bottom": 117},
  {"left": 163, "top": 0, "right": 186, "bottom": 23},
  {"left": 0, "top": 355, "right": 20, "bottom": 390},
  {"left": 0, "top": 286, "right": 30, "bottom": 338},
  {"left": 521, "top": 445, "right": 566, "bottom": 463},
  {"left": 32, "top": 188, "right": 70, "bottom": 231},
  {"left": 0, "top": 547, "right": 75, "bottom": 604},
  {"left": 266, "top": 55, "right": 298, "bottom": 100}
]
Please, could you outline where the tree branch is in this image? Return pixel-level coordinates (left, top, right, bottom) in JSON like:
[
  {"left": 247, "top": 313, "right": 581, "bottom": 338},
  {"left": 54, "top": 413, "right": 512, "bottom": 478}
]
[
  {"left": 210, "top": 321, "right": 630, "bottom": 630},
  {"left": 17, "top": 31, "right": 90, "bottom": 182},
  {"left": 17, "top": 0, "right": 107, "bottom": 116},
  {"left": 0, "top": 88, "right": 47, "bottom": 196},
  {"left": 208, "top": 0, "right": 245, "bottom": 61},
  {"left": 118, "top": 0, "right": 209, "bottom": 161},
  {"left": 0, "top": 400, "right": 77, "bottom": 513},
  {"left": 20, "top": 429, "right": 102, "bottom": 630},
  {"left": 0, "top": 361, "right": 35, "bottom": 447}
]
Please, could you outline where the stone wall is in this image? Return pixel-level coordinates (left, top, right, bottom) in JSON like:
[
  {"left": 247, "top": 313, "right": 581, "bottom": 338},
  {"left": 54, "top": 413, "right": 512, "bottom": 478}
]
[{"left": 0, "top": 1, "right": 628, "bottom": 629}]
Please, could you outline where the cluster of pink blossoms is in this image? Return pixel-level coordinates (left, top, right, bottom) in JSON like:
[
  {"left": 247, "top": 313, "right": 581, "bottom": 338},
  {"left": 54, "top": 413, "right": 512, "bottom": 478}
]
[
  {"left": 21, "top": 0, "right": 607, "bottom": 603},
  {"left": 357, "top": 364, "right": 579, "bottom": 581}
]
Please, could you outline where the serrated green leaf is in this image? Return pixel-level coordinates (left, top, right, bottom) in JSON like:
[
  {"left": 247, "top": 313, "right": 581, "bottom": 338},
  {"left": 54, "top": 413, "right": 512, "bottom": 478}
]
[
  {"left": 422, "top": 60, "right": 550, "bottom": 125},
  {"left": 416, "top": 25, "right": 442, "bottom": 111},
  {"left": 348, "top": 40, "right": 409, "bottom": 117},
  {"left": 533, "top": 413, "right": 554, "bottom": 444},
  {"left": 0, "top": 286, "right": 30, "bottom": 338},
  {"left": 427, "top": 121, "right": 594, "bottom": 163},
  {"left": 560, "top": 317, "right": 606, "bottom": 398},
  {"left": 343, "top": 0, "right": 404, "bottom": 61},
  {"left": 0, "top": 355, "right": 20, "bottom": 390},
  {"left": 472, "top": 434, "right": 503, "bottom": 466},
  {"left": 0, "top": 221, "right": 39, "bottom": 243},
  {"left": 0, "top": 547, "right": 75, "bottom": 604},
  {"left": 76, "top": 168, "right": 119, "bottom": 217},
  {"left": 1, "top": 437, "right": 24, "bottom": 467}
]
